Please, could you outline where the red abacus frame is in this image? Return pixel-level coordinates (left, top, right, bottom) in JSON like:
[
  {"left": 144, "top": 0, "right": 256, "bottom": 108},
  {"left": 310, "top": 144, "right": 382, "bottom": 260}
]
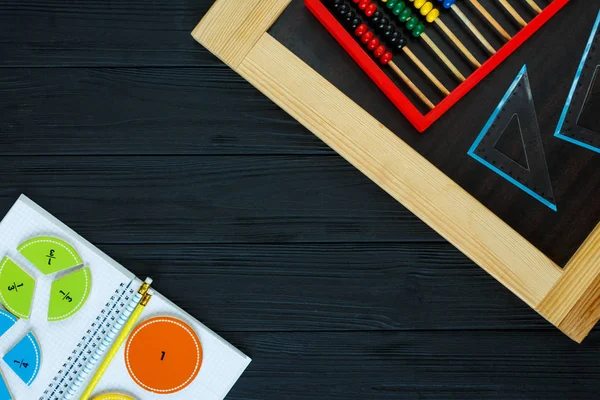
[{"left": 305, "top": 0, "right": 570, "bottom": 132}]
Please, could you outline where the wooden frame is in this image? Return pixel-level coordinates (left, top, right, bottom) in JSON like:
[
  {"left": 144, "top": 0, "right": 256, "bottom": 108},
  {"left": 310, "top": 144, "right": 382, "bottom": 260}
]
[{"left": 192, "top": 0, "right": 600, "bottom": 343}]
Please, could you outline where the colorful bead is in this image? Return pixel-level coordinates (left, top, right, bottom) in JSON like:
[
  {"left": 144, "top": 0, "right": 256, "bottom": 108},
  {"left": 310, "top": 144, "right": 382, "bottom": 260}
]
[
  {"left": 386, "top": 0, "right": 398, "bottom": 8},
  {"left": 412, "top": 22, "right": 425, "bottom": 36},
  {"left": 358, "top": 0, "right": 370, "bottom": 10},
  {"left": 420, "top": 1, "right": 433, "bottom": 15},
  {"left": 367, "top": 37, "right": 380, "bottom": 50},
  {"left": 399, "top": 8, "right": 412, "bottom": 21},
  {"left": 355, "top": 23, "right": 368, "bottom": 37},
  {"left": 392, "top": 2, "right": 405, "bottom": 15},
  {"left": 437, "top": 0, "right": 455, "bottom": 8},
  {"left": 406, "top": 17, "right": 418, "bottom": 30},
  {"left": 373, "top": 45, "right": 386, "bottom": 58},
  {"left": 361, "top": 30, "right": 374, "bottom": 43},
  {"left": 350, "top": 17, "right": 361, "bottom": 29},
  {"left": 380, "top": 52, "right": 393, "bottom": 65},
  {"left": 414, "top": 0, "right": 426, "bottom": 8},
  {"left": 365, "top": 3, "right": 377, "bottom": 16},
  {"left": 425, "top": 8, "right": 439, "bottom": 22}
]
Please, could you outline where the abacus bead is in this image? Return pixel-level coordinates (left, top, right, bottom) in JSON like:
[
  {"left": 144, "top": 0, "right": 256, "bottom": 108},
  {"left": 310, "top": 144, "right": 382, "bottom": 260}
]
[
  {"left": 371, "top": 10, "right": 382, "bottom": 24},
  {"left": 361, "top": 30, "right": 374, "bottom": 43},
  {"left": 374, "top": 45, "right": 386, "bottom": 58},
  {"left": 392, "top": 2, "right": 405, "bottom": 15},
  {"left": 345, "top": 10, "right": 356, "bottom": 21},
  {"left": 426, "top": 8, "right": 439, "bottom": 22},
  {"left": 389, "top": 30, "right": 400, "bottom": 44},
  {"left": 365, "top": 3, "right": 377, "bottom": 16},
  {"left": 412, "top": 22, "right": 425, "bottom": 36},
  {"left": 367, "top": 37, "right": 380, "bottom": 50},
  {"left": 355, "top": 23, "right": 368, "bottom": 37},
  {"left": 443, "top": 0, "right": 455, "bottom": 8},
  {"left": 420, "top": 1, "right": 433, "bottom": 16},
  {"left": 383, "top": 24, "right": 394, "bottom": 37},
  {"left": 406, "top": 17, "right": 418, "bottom": 30},
  {"left": 377, "top": 18, "right": 389, "bottom": 31},
  {"left": 380, "top": 52, "right": 393, "bottom": 65},
  {"left": 338, "top": 4, "right": 349, "bottom": 16},
  {"left": 399, "top": 8, "right": 412, "bottom": 21},
  {"left": 386, "top": 0, "right": 398, "bottom": 8},
  {"left": 358, "top": 0, "right": 370, "bottom": 10},
  {"left": 395, "top": 37, "right": 408, "bottom": 51},
  {"left": 350, "top": 17, "right": 361, "bottom": 29},
  {"left": 414, "top": 0, "right": 426, "bottom": 8},
  {"left": 331, "top": 0, "right": 342, "bottom": 10}
]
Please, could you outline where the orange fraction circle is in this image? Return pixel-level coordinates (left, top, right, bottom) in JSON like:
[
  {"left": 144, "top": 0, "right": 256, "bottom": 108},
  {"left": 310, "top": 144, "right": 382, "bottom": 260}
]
[{"left": 124, "top": 316, "right": 203, "bottom": 394}]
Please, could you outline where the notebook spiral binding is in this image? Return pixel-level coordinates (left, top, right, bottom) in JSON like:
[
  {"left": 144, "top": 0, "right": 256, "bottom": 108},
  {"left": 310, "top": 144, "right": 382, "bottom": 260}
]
[{"left": 39, "top": 280, "right": 137, "bottom": 400}]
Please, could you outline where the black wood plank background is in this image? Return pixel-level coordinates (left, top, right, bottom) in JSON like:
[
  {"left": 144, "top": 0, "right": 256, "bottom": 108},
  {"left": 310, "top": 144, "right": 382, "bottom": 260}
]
[{"left": 1, "top": 0, "right": 600, "bottom": 399}]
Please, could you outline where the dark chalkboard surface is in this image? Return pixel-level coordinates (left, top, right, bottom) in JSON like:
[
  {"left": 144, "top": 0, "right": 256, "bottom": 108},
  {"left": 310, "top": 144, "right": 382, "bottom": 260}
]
[{"left": 270, "top": 0, "right": 600, "bottom": 266}]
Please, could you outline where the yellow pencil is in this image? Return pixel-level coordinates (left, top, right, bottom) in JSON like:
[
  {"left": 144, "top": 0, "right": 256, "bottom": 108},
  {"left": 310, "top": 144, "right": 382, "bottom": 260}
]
[{"left": 80, "top": 288, "right": 154, "bottom": 400}]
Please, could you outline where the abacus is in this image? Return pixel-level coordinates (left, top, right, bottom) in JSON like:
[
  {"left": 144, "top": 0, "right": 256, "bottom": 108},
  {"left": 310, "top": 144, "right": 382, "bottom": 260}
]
[{"left": 306, "top": 0, "right": 570, "bottom": 131}]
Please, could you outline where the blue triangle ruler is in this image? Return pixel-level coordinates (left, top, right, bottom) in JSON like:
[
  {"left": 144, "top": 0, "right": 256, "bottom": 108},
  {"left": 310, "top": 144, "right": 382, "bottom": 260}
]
[
  {"left": 555, "top": 10, "right": 600, "bottom": 154},
  {"left": 468, "top": 65, "right": 556, "bottom": 211}
]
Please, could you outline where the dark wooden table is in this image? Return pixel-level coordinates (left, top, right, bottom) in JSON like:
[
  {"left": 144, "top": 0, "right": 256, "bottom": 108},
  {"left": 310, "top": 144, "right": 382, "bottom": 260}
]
[{"left": 2, "top": 1, "right": 600, "bottom": 398}]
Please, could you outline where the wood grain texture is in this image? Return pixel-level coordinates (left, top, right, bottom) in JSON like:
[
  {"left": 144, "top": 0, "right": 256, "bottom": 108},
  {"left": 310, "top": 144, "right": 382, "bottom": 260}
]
[
  {"left": 0, "top": 67, "right": 326, "bottom": 155},
  {"left": 0, "top": 156, "right": 441, "bottom": 244},
  {"left": 0, "top": 0, "right": 215, "bottom": 67},
  {"left": 537, "top": 223, "right": 600, "bottom": 342},
  {"left": 224, "top": 330, "right": 600, "bottom": 400},
  {"left": 191, "top": 0, "right": 291, "bottom": 67},
  {"left": 108, "top": 243, "right": 548, "bottom": 332},
  {"left": 237, "top": 33, "right": 562, "bottom": 310}
]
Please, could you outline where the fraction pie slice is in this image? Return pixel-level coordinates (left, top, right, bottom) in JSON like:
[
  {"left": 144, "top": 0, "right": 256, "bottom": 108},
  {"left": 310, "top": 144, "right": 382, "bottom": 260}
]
[
  {"left": 48, "top": 267, "right": 91, "bottom": 322},
  {"left": 0, "top": 257, "right": 35, "bottom": 319},
  {"left": 18, "top": 236, "right": 82, "bottom": 275},
  {"left": 2, "top": 332, "right": 41, "bottom": 386},
  {"left": 0, "top": 369, "right": 11, "bottom": 400},
  {"left": 125, "top": 317, "right": 202, "bottom": 394},
  {"left": 92, "top": 394, "right": 134, "bottom": 400},
  {"left": 0, "top": 310, "right": 17, "bottom": 337}
]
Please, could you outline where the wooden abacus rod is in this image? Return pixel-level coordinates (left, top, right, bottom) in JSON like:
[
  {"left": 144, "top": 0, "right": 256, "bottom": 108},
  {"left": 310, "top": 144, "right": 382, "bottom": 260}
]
[
  {"left": 402, "top": 47, "right": 451, "bottom": 94},
  {"left": 388, "top": 61, "right": 436, "bottom": 108},
  {"left": 421, "top": 33, "right": 466, "bottom": 81},
  {"left": 497, "top": 0, "right": 527, "bottom": 27},
  {"left": 433, "top": 18, "right": 482, "bottom": 67},
  {"left": 450, "top": 4, "right": 497, "bottom": 54},
  {"left": 468, "top": 0, "right": 512, "bottom": 41},
  {"left": 372, "top": 0, "right": 465, "bottom": 81},
  {"left": 524, "top": 0, "right": 543, "bottom": 14}
]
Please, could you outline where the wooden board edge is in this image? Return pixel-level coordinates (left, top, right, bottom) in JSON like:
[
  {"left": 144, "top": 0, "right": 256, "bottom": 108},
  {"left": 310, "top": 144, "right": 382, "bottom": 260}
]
[
  {"left": 235, "top": 32, "right": 562, "bottom": 311},
  {"left": 191, "top": 0, "right": 291, "bottom": 68},
  {"left": 537, "top": 223, "right": 600, "bottom": 342}
]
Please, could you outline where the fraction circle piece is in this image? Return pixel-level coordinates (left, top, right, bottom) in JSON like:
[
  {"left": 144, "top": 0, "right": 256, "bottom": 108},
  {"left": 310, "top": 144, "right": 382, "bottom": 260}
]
[
  {"left": 0, "top": 309, "right": 17, "bottom": 337},
  {"left": 2, "top": 332, "right": 41, "bottom": 386},
  {"left": 0, "top": 257, "right": 36, "bottom": 319},
  {"left": 18, "top": 236, "right": 82, "bottom": 275},
  {"left": 92, "top": 394, "right": 134, "bottom": 400},
  {"left": 124, "top": 317, "right": 202, "bottom": 394},
  {"left": 48, "top": 267, "right": 92, "bottom": 322}
]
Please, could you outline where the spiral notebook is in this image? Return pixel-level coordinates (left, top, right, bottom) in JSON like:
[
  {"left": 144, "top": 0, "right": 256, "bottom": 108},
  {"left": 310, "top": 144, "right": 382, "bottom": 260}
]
[{"left": 0, "top": 195, "right": 251, "bottom": 399}]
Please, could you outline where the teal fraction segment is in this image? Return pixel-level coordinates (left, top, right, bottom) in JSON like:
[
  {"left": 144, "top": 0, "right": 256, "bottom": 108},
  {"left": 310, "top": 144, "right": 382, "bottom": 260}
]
[
  {"left": 3, "top": 332, "right": 41, "bottom": 386},
  {"left": 0, "top": 370, "right": 11, "bottom": 400},
  {"left": 554, "top": 10, "right": 600, "bottom": 154},
  {"left": 468, "top": 65, "right": 557, "bottom": 211},
  {"left": 0, "top": 310, "right": 17, "bottom": 338}
]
